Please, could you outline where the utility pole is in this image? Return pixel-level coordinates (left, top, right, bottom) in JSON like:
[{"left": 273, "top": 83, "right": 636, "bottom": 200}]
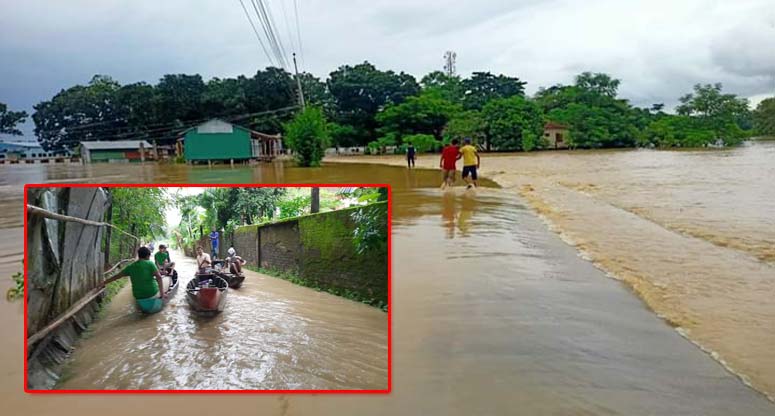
[{"left": 293, "top": 52, "right": 306, "bottom": 109}]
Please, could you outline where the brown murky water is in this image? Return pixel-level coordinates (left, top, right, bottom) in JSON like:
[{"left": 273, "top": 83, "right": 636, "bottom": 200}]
[
  {"left": 57, "top": 249, "right": 387, "bottom": 390},
  {"left": 2, "top": 159, "right": 774, "bottom": 414},
  {"left": 333, "top": 140, "right": 775, "bottom": 400}
]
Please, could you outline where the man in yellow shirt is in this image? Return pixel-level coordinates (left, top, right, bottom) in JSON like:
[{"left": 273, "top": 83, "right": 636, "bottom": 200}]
[{"left": 459, "top": 138, "right": 480, "bottom": 188}]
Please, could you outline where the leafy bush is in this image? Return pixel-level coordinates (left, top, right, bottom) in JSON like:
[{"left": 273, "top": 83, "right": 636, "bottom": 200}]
[
  {"left": 284, "top": 107, "right": 331, "bottom": 167},
  {"left": 7, "top": 268, "right": 23, "bottom": 301},
  {"left": 351, "top": 202, "right": 388, "bottom": 255},
  {"left": 402, "top": 134, "right": 438, "bottom": 153}
]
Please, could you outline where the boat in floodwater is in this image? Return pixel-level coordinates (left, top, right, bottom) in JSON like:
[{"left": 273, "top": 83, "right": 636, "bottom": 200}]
[
  {"left": 136, "top": 270, "right": 178, "bottom": 314},
  {"left": 211, "top": 259, "right": 246, "bottom": 288},
  {"left": 186, "top": 273, "right": 228, "bottom": 315}
]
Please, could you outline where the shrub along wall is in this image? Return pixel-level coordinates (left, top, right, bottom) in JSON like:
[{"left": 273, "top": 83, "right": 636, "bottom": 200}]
[{"left": 233, "top": 203, "right": 388, "bottom": 307}]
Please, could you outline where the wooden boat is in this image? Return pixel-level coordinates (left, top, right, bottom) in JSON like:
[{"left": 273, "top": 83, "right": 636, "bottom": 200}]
[
  {"left": 186, "top": 273, "right": 228, "bottom": 315},
  {"left": 136, "top": 270, "right": 179, "bottom": 314},
  {"left": 210, "top": 259, "right": 245, "bottom": 289}
]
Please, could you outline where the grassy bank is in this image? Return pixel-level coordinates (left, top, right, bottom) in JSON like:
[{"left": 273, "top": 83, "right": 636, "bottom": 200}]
[{"left": 246, "top": 265, "right": 388, "bottom": 312}]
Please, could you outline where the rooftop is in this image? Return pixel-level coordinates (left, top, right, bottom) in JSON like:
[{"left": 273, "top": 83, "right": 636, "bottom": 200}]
[{"left": 80, "top": 140, "right": 153, "bottom": 150}]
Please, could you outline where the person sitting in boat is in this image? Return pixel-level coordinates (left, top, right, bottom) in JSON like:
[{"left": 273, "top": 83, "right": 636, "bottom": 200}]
[
  {"left": 226, "top": 247, "right": 246, "bottom": 275},
  {"left": 102, "top": 246, "right": 168, "bottom": 314},
  {"left": 154, "top": 244, "right": 175, "bottom": 275},
  {"left": 196, "top": 246, "right": 212, "bottom": 273}
]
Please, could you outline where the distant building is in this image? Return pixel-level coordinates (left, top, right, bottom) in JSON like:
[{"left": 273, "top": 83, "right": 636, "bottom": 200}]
[
  {"left": 0, "top": 141, "right": 71, "bottom": 162},
  {"left": 80, "top": 140, "right": 154, "bottom": 163},
  {"left": 178, "top": 119, "right": 282, "bottom": 163},
  {"left": 544, "top": 122, "right": 569, "bottom": 149}
]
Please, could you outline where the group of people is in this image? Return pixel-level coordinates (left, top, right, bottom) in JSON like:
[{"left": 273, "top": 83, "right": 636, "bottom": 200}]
[
  {"left": 100, "top": 241, "right": 247, "bottom": 314},
  {"left": 196, "top": 245, "right": 246, "bottom": 275},
  {"left": 405, "top": 138, "right": 481, "bottom": 189},
  {"left": 101, "top": 243, "right": 176, "bottom": 313}
]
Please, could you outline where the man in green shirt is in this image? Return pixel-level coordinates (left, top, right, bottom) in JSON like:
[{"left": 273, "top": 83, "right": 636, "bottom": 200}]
[
  {"left": 154, "top": 244, "right": 175, "bottom": 275},
  {"left": 103, "top": 246, "right": 167, "bottom": 313}
]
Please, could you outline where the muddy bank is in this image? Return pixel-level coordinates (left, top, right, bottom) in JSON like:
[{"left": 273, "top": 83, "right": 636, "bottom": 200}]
[{"left": 328, "top": 142, "right": 775, "bottom": 400}]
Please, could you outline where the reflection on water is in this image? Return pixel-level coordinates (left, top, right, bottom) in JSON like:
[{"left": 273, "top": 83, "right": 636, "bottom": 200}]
[
  {"left": 2, "top": 159, "right": 774, "bottom": 413},
  {"left": 57, "top": 249, "right": 387, "bottom": 390}
]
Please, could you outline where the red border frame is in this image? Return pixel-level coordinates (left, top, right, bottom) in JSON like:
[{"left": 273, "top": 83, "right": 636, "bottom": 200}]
[{"left": 23, "top": 183, "right": 392, "bottom": 394}]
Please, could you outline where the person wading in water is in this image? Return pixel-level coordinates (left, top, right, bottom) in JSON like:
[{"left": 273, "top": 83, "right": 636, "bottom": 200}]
[
  {"left": 406, "top": 141, "right": 416, "bottom": 168},
  {"left": 440, "top": 139, "right": 462, "bottom": 189},
  {"left": 102, "top": 246, "right": 167, "bottom": 314},
  {"left": 459, "top": 137, "right": 481, "bottom": 189}
]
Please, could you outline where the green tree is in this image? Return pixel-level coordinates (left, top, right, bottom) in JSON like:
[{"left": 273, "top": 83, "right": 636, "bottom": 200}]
[
  {"left": 537, "top": 73, "right": 640, "bottom": 148},
  {"left": 327, "top": 62, "right": 420, "bottom": 145},
  {"left": 461, "top": 72, "right": 526, "bottom": 110},
  {"left": 33, "top": 75, "right": 123, "bottom": 151},
  {"left": 110, "top": 188, "right": 169, "bottom": 260},
  {"left": 753, "top": 97, "right": 775, "bottom": 136},
  {"left": 675, "top": 83, "right": 751, "bottom": 143},
  {"left": 444, "top": 110, "right": 485, "bottom": 143},
  {"left": 482, "top": 96, "right": 544, "bottom": 151},
  {"left": 154, "top": 73, "right": 207, "bottom": 122},
  {"left": 401, "top": 134, "right": 438, "bottom": 153},
  {"left": 0, "top": 102, "right": 28, "bottom": 136},
  {"left": 640, "top": 115, "right": 718, "bottom": 148},
  {"left": 284, "top": 107, "right": 331, "bottom": 167},
  {"left": 420, "top": 71, "right": 464, "bottom": 102},
  {"left": 376, "top": 90, "right": 461, "bottom": 140}
]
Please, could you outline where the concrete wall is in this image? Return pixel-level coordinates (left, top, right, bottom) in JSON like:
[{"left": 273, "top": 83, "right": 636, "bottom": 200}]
[{"left": 232, "top": 203, "right": 388, "bottom": 305}]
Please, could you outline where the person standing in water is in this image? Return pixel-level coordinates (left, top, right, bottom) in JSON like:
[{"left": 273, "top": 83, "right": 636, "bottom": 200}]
[
  {"left": 440, "top": 139, "right": 461, "bottom": 189},
  {"left": 102, "top": 246, "right": 167, "bottom": 314},
  {"left": 406, "top": 142, "right": 416, "bottom": 168},
  {"left": 209, "top": 228, "right": 219, "bottom": 259},
  {"left": 459, "top": 138, "right": 481, "bottom": 189}
]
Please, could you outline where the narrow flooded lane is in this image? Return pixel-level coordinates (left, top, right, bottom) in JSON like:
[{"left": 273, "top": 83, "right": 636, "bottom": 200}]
[{"left": 58, "top": 249, "right": 387, "bottom": 390}]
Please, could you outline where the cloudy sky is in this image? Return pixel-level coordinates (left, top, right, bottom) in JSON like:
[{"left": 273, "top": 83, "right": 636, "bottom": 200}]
[{"left": 1, "top": 0, "right": 774, "bottom": 138}]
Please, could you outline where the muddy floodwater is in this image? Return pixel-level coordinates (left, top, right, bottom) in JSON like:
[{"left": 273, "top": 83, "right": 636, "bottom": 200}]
[
  {"left": 2, "top": 155, "right": 775, "bottom": 414},
  {"left": 57, "top": 249, "right": 387, "bottom": 390}
]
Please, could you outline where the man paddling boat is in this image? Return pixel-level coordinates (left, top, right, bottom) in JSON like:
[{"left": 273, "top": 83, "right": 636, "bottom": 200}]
[{"left": 102, "top": 246, "right": 168, "bottom": 314}]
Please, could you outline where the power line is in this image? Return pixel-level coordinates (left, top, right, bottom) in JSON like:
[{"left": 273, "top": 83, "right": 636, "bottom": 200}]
[
  {"left": 250, "top": 0, "right": 289, "bottom": 70},
  {"left": 238, "top": 0, "right": 276, "bottom": 67},
  {"left": 278, "top": 0, "right": 298, "bottom": 56},
  {"left": 293, "top": 0, "right": 305, "bottom": 69}
]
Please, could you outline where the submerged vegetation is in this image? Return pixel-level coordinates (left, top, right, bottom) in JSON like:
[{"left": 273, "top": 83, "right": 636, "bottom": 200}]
[{"left": 7, "top": 268, "right": 23, "bottom": 301}]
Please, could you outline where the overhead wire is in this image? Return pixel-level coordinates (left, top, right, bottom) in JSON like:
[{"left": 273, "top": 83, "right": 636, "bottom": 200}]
[
  {"left": 293, "top": 0, "right": 305, "bottom": 70},
  {"left": 238, "top": 0, "right": 276, "bottom": 67}
]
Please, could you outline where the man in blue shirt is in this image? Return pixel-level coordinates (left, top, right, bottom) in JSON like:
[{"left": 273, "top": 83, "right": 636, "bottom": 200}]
[{"left": 209, "top": 228, "right": 219, "bottom": 259}]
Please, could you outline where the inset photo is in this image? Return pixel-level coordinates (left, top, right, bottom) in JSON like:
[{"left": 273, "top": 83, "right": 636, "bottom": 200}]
[{"left": 24, "top": 185, "right": 389, "bottom": 392}]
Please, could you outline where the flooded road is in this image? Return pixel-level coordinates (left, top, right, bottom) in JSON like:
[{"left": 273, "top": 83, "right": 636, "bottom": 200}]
[
  {"left": 333, "top": 140, "right": 775, "bottom": 400},
  {"left": 57, "top": 249, "right": 387, "bottom": 390},
  {"left": 2, "top": 159, "right": 774, "bottom": 414}
]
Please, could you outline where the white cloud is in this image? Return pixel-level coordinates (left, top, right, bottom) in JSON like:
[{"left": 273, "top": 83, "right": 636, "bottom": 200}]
[{"left": 1, "top": 0, "right": 773, "bottom": 119}]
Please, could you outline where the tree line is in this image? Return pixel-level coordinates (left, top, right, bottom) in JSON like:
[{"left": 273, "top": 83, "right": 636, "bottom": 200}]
[{"left": 1, "top": 61, "right": 773, "bottom": 154}]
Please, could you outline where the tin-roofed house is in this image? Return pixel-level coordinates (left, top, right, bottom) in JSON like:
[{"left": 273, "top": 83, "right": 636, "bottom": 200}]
[
  {"left": 179, "top": 119, "right": 282, "bottom": 164},
  {"left": 79, "top": 140, "right": 154, "bottom": 163}
]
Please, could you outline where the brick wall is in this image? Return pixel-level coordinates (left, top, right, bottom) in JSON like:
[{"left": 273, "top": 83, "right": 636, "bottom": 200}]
[{"left": 231, "top": 202, "right": 388, "bottom": 304}]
